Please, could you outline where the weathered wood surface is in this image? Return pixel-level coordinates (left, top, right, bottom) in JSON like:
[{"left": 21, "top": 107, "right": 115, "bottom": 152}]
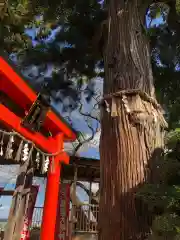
[{"left": 4, "top": 157, "right": 34, "bottom": 240}]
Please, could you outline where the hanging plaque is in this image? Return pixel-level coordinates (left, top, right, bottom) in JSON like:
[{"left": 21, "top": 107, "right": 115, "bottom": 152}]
[{"left": 21, "top": 93, "right": 50, "bottom": 132}]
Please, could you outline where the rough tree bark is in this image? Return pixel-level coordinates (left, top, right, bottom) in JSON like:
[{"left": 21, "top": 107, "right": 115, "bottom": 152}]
[{"left": 99, "top": 1, "right": 167, "bottom": 240}]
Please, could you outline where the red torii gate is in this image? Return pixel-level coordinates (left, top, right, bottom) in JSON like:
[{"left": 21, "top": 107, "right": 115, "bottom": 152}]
[{"left": 0, "top": 52, "right": 76, "bottom": 240}]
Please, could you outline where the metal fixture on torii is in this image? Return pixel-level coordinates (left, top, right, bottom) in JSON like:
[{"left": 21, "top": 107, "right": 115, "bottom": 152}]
[{"left": 0, "top": 52, "right": 77, "bottom": 240}]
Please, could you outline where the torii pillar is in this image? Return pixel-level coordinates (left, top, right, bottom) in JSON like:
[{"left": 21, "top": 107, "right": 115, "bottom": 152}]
[{"left": 40, "top": 134, "right": 70, "bottom": 240}]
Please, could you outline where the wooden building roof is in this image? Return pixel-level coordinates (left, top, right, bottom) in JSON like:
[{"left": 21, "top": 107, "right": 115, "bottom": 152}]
[
  {"left": 0, "top": 156, "right": 100, "bottom": 182},
  {"left": 61, "top": 156, "right": 100, "bottom": 182}
]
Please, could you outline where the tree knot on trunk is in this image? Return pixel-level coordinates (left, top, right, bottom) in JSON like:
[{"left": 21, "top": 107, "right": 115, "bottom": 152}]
[{"left": 99, "top": 88, "right": 168, "bottom": 129}]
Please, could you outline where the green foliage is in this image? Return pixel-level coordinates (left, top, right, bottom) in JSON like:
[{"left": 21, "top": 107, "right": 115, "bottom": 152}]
[
  {"left": 19, "top": 0, "right": 106, "bottom": 77},
  {"left": 0, "top": 0, "right": 71, "bottom": 52},
  {"left": 149, "top": 3, "right": 180, "bottom": 129},
  {"left": 166, "top": 129, "right": 180, "bottom": 149},
  {"left": 0, "top": 0, "right": 34, "bottom": 52},
  {"left": 138, "top": 129, "right": 180, "bottom": 239},
  {"left": 153, "top": 214, "right": 180, "bottom": 236},
  {"left": 176, "top": 0, "right": 180, "bottom": 15},
  {"left": 138, "top": 184, "right": 180, "bottom": 210}
]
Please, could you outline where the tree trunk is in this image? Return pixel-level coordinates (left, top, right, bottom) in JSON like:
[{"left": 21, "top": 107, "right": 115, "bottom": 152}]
[{"left": 99, "top": 1, "right": 167, "bottom": 240}]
